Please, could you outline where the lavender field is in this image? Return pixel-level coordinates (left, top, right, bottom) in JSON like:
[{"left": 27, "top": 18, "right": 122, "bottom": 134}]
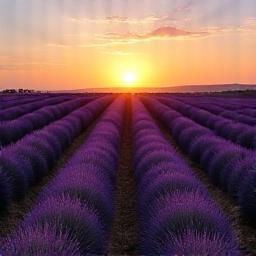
[{"left": 0, "top": 92, "right": 256, "bottom": 255}]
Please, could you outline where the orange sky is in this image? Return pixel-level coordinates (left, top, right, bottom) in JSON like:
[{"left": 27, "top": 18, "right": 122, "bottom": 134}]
[{"left": 0, "top": 0, "right": 256, "bottom": 90}]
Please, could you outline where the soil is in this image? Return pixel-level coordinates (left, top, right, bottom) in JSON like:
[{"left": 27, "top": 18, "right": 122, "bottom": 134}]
[{"left": 108, "top": 97, "right": 138, "bottom": 255}]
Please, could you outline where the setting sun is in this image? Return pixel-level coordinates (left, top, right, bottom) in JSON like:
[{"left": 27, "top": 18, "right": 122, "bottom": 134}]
[
  {"left": 107, "top": 57, "right": 153, "bottom": 89},
  {"left": 122, "top": 71, "right": 137, "bottom": 86}
]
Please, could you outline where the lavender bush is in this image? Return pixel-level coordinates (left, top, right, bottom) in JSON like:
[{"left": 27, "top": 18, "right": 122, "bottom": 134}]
[
  {"left": 2, "top": 97, "right": 125, "bottom": 255},
  {"left": 132, "top": 98, "right": 239, "bottom": 255}
]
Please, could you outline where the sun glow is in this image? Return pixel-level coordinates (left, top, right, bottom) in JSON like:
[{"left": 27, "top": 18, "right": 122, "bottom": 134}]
[
  {"left": 122, "top": 71, "right": 137, "bottom": 86},
  {"left": 107, "top": 57, "right": 153, "bottom": 89}
]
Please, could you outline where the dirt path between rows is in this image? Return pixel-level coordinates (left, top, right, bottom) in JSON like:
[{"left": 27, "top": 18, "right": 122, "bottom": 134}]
[{"left": 108, "top": 97, "right": 138, "bottom": 255}]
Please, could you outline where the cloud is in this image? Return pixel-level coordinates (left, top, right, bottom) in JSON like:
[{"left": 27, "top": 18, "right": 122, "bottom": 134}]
[
  {"left": 47, "top": 15, "right": 256, "bottom": 49},
  {"left": 172, "top": 0, "right": 195, "bottom": 15},
  {"left": 0, "top": 64, "right": 17, "bottom": 71},
  {"left": 103, "top": 26, "right": 207, "bottom": 42},
  {"left": 106, "top": 15, "right": 161, "bottom": 24},
  {"left": 68, "top": 15, "right": 163, "bottom": 25},
  {"left": 0, "top": 61, "right": 65, "bottom": 71},
  {"left": 201, "top": 17, "right": 256, "bottom": 35},
  {"left": 240, "top": 17, "right": 256, "bottom": 31},
  {"left": 47, "top": 26, "right": 207, "bottom": 49},
  {"left": 149, "top": 26, "right": 200, "bottom": 37},
  {"left": 105, "top": 16, "right": 132, "bottom": 22},
  {"left": 102, "top": 50, "right": 134, "bottom": 56}
]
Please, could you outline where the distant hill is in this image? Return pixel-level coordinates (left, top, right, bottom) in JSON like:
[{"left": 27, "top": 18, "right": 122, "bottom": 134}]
[{"left": 53, "top": 84, "right": 256, "bottom": 94}]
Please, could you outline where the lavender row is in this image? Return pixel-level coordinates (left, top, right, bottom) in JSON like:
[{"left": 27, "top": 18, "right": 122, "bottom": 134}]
[
  {"left": 0, "top": 95, "right": 47, "bottom": 110},
  {"left": 175, "top": 95, "right": 256, "bottom": 110},
  {"left": 132, "top": 98, "right": 239, "bottom": 255},
  {"left": 2, "top": 97, "right": 125, "bottom": 255},
  {"left": 0, "top": 96, "right": 113, "bottom": 212},
  {"left": 166, "top": 95, "right": 256, "bottom": 123},
  {"left": 0, "top": 96, "right": 97, "bottom": 147},
  {"left": 0, "top": 95, "right": 74, "bottom": 121},
  {"left": 179, "top": 95, "right": 256, "bottom": 124},
  {"left": 143, "top": 96, "right": 256, "bottom": 224},
  {"left": 157, "top": 97, "right": 256, "bottom": 149},
  {"left": 174, "top": 96, "right": 256, "bottom": 125},
  {"left": 0, "top": 94, "right": 57, "bottom": 110},
  {"left": 236, "top": 108, "right": 256, "bottom": 118}
]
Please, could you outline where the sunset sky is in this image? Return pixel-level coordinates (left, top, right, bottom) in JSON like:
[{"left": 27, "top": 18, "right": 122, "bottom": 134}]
[{"left": 0, "top": 0, "right": 256, "bottom": 90}]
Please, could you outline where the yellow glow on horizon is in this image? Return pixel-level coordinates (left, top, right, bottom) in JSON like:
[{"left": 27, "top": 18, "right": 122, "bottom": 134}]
[{"left": 5, "top": 31, "right": 255, "bottom": 91}]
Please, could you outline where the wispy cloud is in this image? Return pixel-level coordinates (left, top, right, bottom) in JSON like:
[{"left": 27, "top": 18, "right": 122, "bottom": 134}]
[
  {"left": 102, "top": 26, "right": 207, "bottom": 42},
  {"left": 172, "top": 0, "right": 195, "bottom": 15},
  {"left": 47, "top": 13, "right": 256, "bottom": 49},
  {"left": 68, "top": 15, "right": 163, "bottom": 25},
  {"left": 46, "top": 26, "right": 207, "bottom": 49},
  {"left": 102, "top": 50, "right": 135, "bottom": 56},
  {"left": 0, "top": 64, "right": 19, "bottom": 71},
  {"left": 201, "top": 17, "right": 256, "bottom": 35},
  {"left": 0, "top": 61, "right": 65, "bottom": 71},
  {"left": 240, "top": 17, "right": 256, "bottom": 31}
]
